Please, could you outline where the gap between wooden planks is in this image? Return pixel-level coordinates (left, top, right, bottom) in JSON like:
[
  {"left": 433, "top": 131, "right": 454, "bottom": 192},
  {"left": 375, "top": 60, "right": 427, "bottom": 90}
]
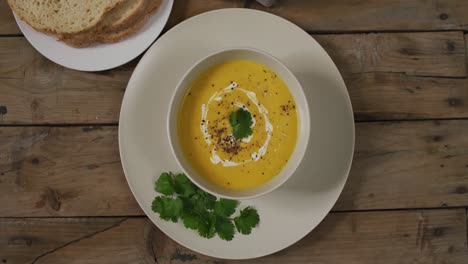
[
  {"left": 0, "top": 31, "right": 467, "bottom": 124},
  {"left": 3, "top": 0, "right": 468, "bottom": 35},
  {"left": 0, "top": 120, "right": 467, "bottom": 217},
  {"left": 0, "top": 209, "right": 467, "bottom": 264}
]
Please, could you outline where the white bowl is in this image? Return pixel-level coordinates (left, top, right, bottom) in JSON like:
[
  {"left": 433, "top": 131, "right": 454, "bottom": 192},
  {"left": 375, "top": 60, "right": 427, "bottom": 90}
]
[{"left": 168, "top": 48, "right": 310, "bottom": 199}]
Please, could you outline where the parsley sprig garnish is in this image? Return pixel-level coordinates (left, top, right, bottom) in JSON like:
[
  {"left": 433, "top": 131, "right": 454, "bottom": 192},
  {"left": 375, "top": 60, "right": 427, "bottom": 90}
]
[
  {"left": 230, "top": 108, "right": 253, "bottom": 139},
  {"left": 152, "top": 172, "right": 260, "bottom": 241}
]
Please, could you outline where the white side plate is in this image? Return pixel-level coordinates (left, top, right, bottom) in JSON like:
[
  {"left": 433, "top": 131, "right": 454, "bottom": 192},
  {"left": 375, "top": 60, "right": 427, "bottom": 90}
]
[{"left": 13, "top": 0, "right": 174, "bottom": 71}]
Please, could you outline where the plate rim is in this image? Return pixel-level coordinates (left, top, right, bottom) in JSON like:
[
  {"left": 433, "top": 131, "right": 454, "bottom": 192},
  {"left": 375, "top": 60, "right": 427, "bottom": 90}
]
[{"left": 119, "top": 8, "right": 355, "bottom": 259}]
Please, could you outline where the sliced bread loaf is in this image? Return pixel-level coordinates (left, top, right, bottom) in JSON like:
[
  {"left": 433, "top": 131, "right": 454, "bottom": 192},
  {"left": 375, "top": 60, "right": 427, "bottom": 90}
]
[
  {"left": 7, "top": 0, "right": 123, "bottom": 34},
  {"left": 60, "top": 0, "right": 161, "bottom": 47},
  {"left": 59, "top": 0, "right": 147, "bottom": 47},
  {"left": 101, "top": 0, "right": 147, "bottom": 32},
  {"left": 98, "top": 0, "right": 161, "bottom": 43}
]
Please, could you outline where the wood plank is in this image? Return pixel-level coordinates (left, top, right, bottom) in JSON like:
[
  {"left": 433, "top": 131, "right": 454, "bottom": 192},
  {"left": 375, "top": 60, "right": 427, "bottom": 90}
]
[
  {"left": 348, "top": 73, "right": 468, "bottom": 120},
  {"left": 0, "top": 218, "right": 126, "bottom": 264},
  {"left": 466, "top": 34, "right": 468, "bottom": 68},
  {"left": 0, "top": 126, "right": 142, "bottom": 217},
  {"left": 1, "top": 210, "right": 467, "bottom": 263},
  {"left": 1, "top": 120, "right": 468, "bottom": 216},
  {"left": 0, "top": 38, "right": 32, "bottom": 79},
  {"left": 0, "top": 38, "right": 130, "bottom": 124},
  {"left": 166, "top": 0, "right": 245, "bottom": 28},
  {"left": 5, "top": 1, "right": 468, "bottom": 35},
  {"left": 1, "top": 31, "right": 467, "bottom": 124},
  {"left": 335, "top": 120, "right": 468, "bottom": 211},
  {"left": 0, "top": 0, "right": 20, "bottom": 35},
  {"left": 314, "top": 32, "right": 466, "bottom": 77},
  {"left": 249, "top": 0, "right": 468, "bottom": 32}
]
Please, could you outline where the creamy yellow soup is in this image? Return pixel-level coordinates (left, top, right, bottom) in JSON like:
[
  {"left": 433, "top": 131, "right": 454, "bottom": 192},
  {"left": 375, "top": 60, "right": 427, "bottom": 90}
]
[{"left": 178, "top": 60, "right": 298, "bottom": 190}]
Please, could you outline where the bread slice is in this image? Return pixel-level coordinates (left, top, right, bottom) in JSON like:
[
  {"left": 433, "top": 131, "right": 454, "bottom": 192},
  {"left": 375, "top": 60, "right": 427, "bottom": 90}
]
[
  {"left": 98, "top": 0, "right": 161, "bottom": 43},
  {"left": 101, "top": 0, "right": 147, "bottom": 32},
  {"left": 60, "top": 0, "right": 161, "bottom": 47},
  {"left": 59, "top": 0, "right": 147, "bottom": 47},
  {"left": 7, "top": 0, "right": 123, "bottom": 34}
]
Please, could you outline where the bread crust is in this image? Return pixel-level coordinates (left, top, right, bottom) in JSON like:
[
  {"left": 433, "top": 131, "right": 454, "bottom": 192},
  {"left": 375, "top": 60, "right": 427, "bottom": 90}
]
[
  {"left": 102, "top": 0, "right": 147, "bottom": 33},
  {"left": 8, "top": 0, "right": 161, "bottom": 47},
  {"left": 7, "top": 0, "right": 124, "bottom": 35},
  {"left": 98, "top": 0, "right": 162, "bottom": 44}
]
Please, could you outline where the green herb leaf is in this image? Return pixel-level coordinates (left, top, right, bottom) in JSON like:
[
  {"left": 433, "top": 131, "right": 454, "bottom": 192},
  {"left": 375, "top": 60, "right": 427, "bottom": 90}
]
[
  {"left": 154, "top": 172, "right": 175, "bottom": 195},
  {"left": 229, "top": 108, "right": 253, "bottom": 139},
  {"left": 190, "top": 189, "right": 216, "bottom": 212},
  {"left": 200, "top": 190, "right": 216, "bottom": 210},
  {"left": 151, "top": 196, "right": 183, "bottom": 222},
  {"left": 216, "top": 217, "right": 235, "bottom": 241},
  {"left": 181, "top": 211, "right": 201, "bottom": 230},
  {"left": 198, "top": 212, "right": 216, "bottom": 239},
  {"left": 174, "top": 173, "right": 197, "bottom": 197},
  {"left": 152, "top": 172, "right": 260, "bottom": 241},
  {"left": 214, "top": 198, "right": 239, "bottom": 217},
  {"left": 234, "top": 207, "right": 260, "bottom": 235}
]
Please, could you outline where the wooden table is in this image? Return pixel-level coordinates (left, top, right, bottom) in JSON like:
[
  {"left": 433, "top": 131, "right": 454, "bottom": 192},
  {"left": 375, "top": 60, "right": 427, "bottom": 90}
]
[{"left": 1, "top": 1, "right": 468, "bottom": 263}]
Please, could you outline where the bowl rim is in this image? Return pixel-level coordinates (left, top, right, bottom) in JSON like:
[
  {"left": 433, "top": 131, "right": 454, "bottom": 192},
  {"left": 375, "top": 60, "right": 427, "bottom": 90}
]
[{"left": 167, "top": 47, "right": 311, "bottom": 199}]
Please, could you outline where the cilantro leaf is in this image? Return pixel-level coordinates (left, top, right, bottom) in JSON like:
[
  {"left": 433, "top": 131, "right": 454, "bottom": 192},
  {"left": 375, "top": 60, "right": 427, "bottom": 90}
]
[
  {"left": 229, "top": 109, "right": 253, "bottom": 139},
  {"left": 151, "top": 196, "right": 183, "bottom": 222},
  {"left": 216, "top": 217, "right": 235, "bottom": 241},
  {"left": 199, "top": 190, "right": 216, "bottom": 210},
  {"left": 181, "top": 211, "right": 201, "bottom": 230},
  {"left": 214, "top": 198, "right": 239, "bottom": 217},
  {"left": 152, "top": 172, "right": 260, "bottom": 240},
  {"left": 198, "top": 212, "right": 216, "bottom": 239},
  {"left": 154, "top": 172, "right": 175, "bottom": 195},
  {"left": 191, "top": 189, "right": 216, "bottom": 212},
  {"left": 234, "top": 207, "right": 260, "bottom": 235},
  {"left": 174, "top": 173, "right": 197, "bottom": 197}
]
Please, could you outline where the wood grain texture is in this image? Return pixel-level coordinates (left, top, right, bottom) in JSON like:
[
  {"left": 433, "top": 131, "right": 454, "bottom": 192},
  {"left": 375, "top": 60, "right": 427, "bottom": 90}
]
[
  {"left": 0, "top": 38, "right": 130, "bottom": 124},
  {"left": 1, "top": 210, "right": 467, "bottom": 264},
  {"left": 348, "top": 73, "right": 468, "bottom": 120},
  {"left": 0, "top": 126, "right": 142, "bottom": 217},
  {"left": 466, "top": 34, "right": 468, "bottom": 68},
  {"left": 314, "top": 32, "right": 466, "bottom": 77},
  {"left": 249, "top": 0, "right": 468, "bottom": 32},
  {"left": 1, "top": 31, "right": 467, "bottom": 124},
  {"left": 0, "top": 38, "right": 32, "bottom": 79},
  {"left": 4, "top": 0, "right": 468, "bottom": 35},
  {"left": 165, "top": 0, "right": 245, "bottom": 29},
  {"left": 335, "top": 120, "right": 468, "bottom": 211},
  {"left": 0, "top": 0, "right": 20, "bottom": 35},
  {"left": 1, "top": 120, "right": 468, "bottom": 216},
  {"left": 0, "top": 218, "right": 126, "bottom": 264}
]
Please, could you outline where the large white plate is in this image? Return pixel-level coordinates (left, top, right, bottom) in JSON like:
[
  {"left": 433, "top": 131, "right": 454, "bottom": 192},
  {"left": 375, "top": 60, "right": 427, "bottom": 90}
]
[
  {"left": 119, "top": 9, "right": 354, "bottom": 259},
  {"left": 13, "top": 0, "right": 173, "bottom": 71}
]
